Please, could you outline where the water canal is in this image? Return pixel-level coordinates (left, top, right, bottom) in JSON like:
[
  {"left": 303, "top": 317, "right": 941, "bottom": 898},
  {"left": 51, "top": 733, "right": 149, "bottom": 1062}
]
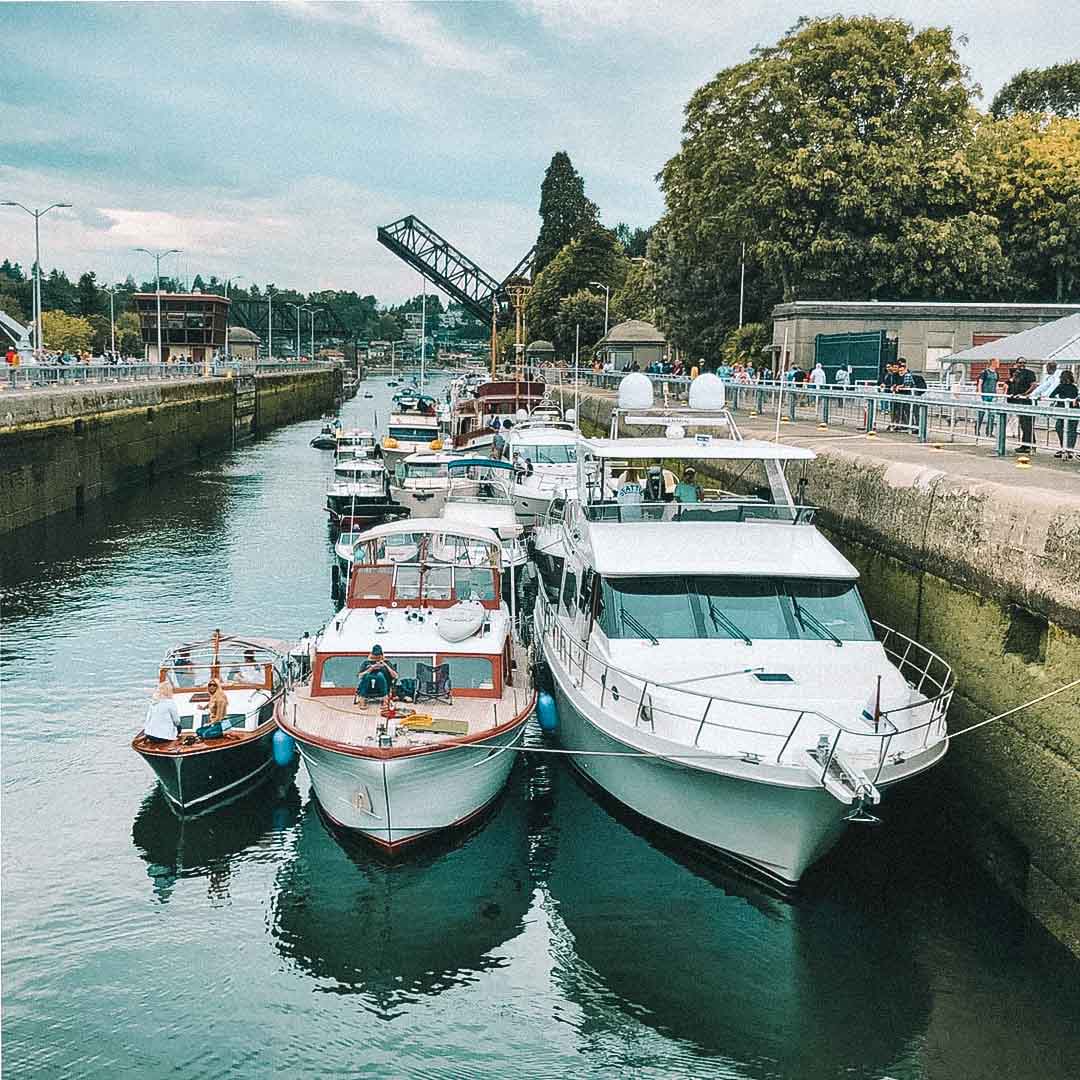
[{"left": 2, "top": 375, "right": 1078, "bottom": 1079}]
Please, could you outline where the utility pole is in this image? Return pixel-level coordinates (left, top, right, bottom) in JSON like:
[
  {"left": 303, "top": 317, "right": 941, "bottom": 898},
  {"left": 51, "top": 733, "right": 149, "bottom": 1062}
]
[
  {"left": 288, "top": 302, "right": 303, "bottom": 359},
  {"left": 135, "top": 246, "right": 181, "bottom": 363},
  {"left": 420, "top": 276, "right": 427, "bottom": 393},
  {"left": 107, "top": 284, "right": 116, "bottom": 358},
  {"left": 738, "top": 241, "right": 746, "bottom": 329},
  {"left": 590, "top": 281, "right": 610, "bottom": 338},
  {"left": 267, "top": 289, "right": 273, "bottom": 359},
  {"left": 2, "top": 201, "right": 72, "bottom": 360}
]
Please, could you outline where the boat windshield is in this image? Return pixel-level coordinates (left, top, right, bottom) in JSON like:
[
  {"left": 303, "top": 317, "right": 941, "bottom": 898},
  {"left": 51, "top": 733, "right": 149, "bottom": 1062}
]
[
  {"left": 389, "top": 425, "right": 437, "bottom": 441},
  {"left": 404, "top": 461, "right": 447, "bottom": 480},
  {"left": 596, "top": 576, "right": 873, "bottom": 642},
  {"left": 512, "top": 443, "right": 575, "bottom": 465}
]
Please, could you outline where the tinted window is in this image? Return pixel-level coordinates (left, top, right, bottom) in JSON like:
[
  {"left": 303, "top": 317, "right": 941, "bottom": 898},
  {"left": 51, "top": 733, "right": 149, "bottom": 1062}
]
[
  {"left": 562, "top": 569, "right": 577, "bottom": 614},
  {"left": 444, "top": 656, "right": 495, "bottom": 690}
]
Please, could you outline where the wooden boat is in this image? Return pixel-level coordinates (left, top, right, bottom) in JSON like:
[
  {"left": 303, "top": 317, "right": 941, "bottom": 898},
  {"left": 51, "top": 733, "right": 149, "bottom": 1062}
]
[
  {"left": 132, "top": 633, "right": 289, "bottom": 813},
  {"left": 279, "top": 520, "right": 535, "bottom": 850}
]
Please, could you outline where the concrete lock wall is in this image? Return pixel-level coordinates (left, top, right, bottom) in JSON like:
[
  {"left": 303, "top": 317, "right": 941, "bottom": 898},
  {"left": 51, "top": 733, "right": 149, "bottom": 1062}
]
[
  {"left": 0, "top": 370, "right": 338, "bottom": 534},
  {"left": 569, "top": 389, "right": 1080, "bottom": 954}
]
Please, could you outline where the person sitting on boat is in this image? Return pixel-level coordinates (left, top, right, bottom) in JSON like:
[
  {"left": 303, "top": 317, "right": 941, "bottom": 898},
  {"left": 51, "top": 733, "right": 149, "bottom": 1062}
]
[
  {"left": 143, "top": 682, "right": 182, "bottom": 743},
  {"left": 674, "top": 467, "right": 702, "bottom": 503},
  {"left": 172, "top": 649, "right": 195, "bottom": 688},
  {"left": 354, "top": 645, "right": 398, "bottom": 703},
  {"left": 226, "top": 649, "right": 261, "bottom": 684},
  {"left": 204, "top": 679, "right": 229, "bottom": 728},
  {"left": 512, "top": 451, "right": 534, "bottom": 478}
]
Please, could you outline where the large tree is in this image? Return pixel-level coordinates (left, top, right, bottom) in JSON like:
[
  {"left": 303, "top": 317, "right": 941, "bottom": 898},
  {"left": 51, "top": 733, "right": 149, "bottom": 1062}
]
[
  {"left": 42, "top": 310, "right": 93, "bottom": 352},
  {"left": 77, "top": 271, "right": 102, "bottom": 317},
  {"left": 535, "top": 151, "right": 599, "bottom": 272},
  {"left": 525, "top": 222, "right": 628, "bottom": 349},
  {"left": 991, "top": 61, "right": 1080, "bottom": 119},
  {"left": 660, "top": 16, "right": 994, "bottom": 305},
  {"left": 973, "top": 114, "right": 1080, "bottom": 301}
]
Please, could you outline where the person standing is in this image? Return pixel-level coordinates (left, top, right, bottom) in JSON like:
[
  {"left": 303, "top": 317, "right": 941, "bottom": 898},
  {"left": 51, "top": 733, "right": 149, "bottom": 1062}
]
[
  {"left": 1050, "top": 370, "right": 1079, "bottom": 459},
  {"left": 834, "top": 364, "right": 850, "bottom": 390},
  {"left": 143, "top": 682, "right": 182, "bottom": 743},
  {"left": 976, "top": 359, "right": 1001, "bottom": 438},
  {"left": 1006, "top": 358, "right": 1038, "bottom": 453}
]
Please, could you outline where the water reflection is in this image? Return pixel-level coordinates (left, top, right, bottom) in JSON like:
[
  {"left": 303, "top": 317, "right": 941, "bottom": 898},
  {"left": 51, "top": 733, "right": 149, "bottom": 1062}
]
[
  {"left": 540, "top": 765, "right": 931, "bottom": 1078},
  {"left": 271, "top": 771, "right": 533, "bottom": 1016},
  {"left": 132, "top": 767, "right": 301, "bottom": 903}
]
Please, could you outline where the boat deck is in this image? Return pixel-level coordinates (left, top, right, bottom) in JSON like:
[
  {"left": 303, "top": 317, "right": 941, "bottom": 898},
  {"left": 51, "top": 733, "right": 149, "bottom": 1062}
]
[{"left": 287, "top": 646, "right": 533, "bottom": 751}]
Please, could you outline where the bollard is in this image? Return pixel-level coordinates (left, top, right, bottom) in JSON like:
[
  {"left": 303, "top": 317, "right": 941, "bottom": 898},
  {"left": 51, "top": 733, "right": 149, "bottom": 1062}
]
[
  {"left": 866, "top": 399, "right": 876, "bottom": 434},
  {"left": 918, "top": 403, "right": 929, "bottom": 443},
  {"left": 996, "top": 419, "right": 1007, "bottom": 457}
]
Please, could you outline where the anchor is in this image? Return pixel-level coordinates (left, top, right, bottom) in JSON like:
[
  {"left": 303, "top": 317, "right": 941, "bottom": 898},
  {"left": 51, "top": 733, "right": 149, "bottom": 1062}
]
[{"left": 845, "top": 783, "right": 882, "bottom": 824}]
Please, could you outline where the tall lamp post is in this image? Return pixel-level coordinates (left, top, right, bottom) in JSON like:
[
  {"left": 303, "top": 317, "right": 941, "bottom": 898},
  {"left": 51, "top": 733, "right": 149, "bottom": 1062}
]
[
  {"left": 589, "top": 280, "right": 610, "bottom": 339},
  {"left": 287, "top": 302, "right": 303, "bottom": 359},
  {"left": 224, "top": 274, "right": 245, "bottom": 358},
  {"left": 105, "top": 283, "right": 117, "bottom": 359},
  {"left": 302, "top": 306, "right": 323, "bottom": 361},
  {"left": 2, "top": 201, "right": 72, "bottom": 360},
  {"left": 135, "top": 246, "right": 181, "bottom": 363}
]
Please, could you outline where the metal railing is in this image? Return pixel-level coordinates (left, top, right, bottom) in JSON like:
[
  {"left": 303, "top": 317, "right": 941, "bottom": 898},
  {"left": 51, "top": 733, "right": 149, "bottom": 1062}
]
[
  {"left": 3, "top": 358, "right": 339, "bottom": 390},
  {"left": 543, "top": 367, "right": 1079, "bottom": 458},
  {"left": 535, "top": 591, "right": 953, "bottom": 789},
  {"left": 580, "top": 500, "right": 817, "bottom": 524}
]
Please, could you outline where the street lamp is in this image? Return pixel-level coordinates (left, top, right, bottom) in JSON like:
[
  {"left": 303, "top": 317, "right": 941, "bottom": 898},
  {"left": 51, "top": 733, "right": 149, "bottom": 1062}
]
[
  {"left": 589, "top": 281, "right": 610, "bottom": 338},
  {"left": 135, "top": 247, "right": 181, "bottom": 363},
  {"left": 2, "top": 201, "right": 72, "bottom": 360},
  {"left": 287, "top": 302, "right": 303, "bottom": 359},
  {"left": 302, "top": 306, "right": 324, "bottom": 361},
  {"left": 105, "top": 283, "right": 117, "bottom": 359},
  {"left": 224, "top": 275, "right": 245, "bottom": 358}
]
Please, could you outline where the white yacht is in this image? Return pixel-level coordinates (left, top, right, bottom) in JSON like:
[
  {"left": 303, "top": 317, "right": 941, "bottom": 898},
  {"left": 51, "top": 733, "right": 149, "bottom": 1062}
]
[
  {"left": 440, "top": 458, "right": 529, "bottom": 608},
  {"left": 504, "top": 414, "right": 578, "bottom": 525},
  {"left": 334, "top": 428, "right": 378, "bottom": 463},
  {"left": 325, "top": 457, "right": 398, "bottom": 531},
  {"left": 389, "top": 450, "right": 459, "bottom": 517},
  {"left": 533, "top": 374, "right": 954, "bottom": 885},
  {"left": 381, "top": 394, "right": 442, "bottom": 473},
  {"left": 280, "top": 520, "right": 535, "bottom": 848}
]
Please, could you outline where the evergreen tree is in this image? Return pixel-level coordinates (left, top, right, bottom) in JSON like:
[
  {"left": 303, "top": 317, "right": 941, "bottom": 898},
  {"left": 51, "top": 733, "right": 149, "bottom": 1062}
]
[
  {"left": 535, "top": 151, "right": 599, "bottom": 272},
  {"left": 77, "top": 271, "right": 102, "bottom": 317}
]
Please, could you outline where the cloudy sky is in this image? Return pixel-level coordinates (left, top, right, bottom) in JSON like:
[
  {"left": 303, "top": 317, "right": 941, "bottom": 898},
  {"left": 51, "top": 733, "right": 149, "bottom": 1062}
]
[{"left": 2, "top": 1, "right": 1077, "bottom": 303}]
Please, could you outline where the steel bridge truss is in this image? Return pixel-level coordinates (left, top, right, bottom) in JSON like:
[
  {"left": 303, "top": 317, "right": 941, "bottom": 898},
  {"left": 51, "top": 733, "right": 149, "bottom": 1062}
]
[
  {"left": 377, "top": 215, "right": 534, "bottom": 324},
  {"left": 229, "top": 298, "right": 354, "bottom": 345}
]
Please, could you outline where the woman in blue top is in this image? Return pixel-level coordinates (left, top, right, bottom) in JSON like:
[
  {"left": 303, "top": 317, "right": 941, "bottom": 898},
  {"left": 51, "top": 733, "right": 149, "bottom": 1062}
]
[
  {"left": 143, "top": 682, "right": 181, "bottom": 743},
  {"left": 976, "top": 360, "right": 1001, "bottom": 437}
]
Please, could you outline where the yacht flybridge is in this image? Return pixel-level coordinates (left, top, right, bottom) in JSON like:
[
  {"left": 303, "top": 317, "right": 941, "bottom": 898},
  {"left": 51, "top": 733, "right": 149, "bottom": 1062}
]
[
  {"left": 280, "top": 520, "right": 535, "bottom": 847},
  {"left": 534, "top": 374, "right": 954, "bottom": 885},
  {"left": 504, "top": 409, "right": 578, "bottom": 525}
]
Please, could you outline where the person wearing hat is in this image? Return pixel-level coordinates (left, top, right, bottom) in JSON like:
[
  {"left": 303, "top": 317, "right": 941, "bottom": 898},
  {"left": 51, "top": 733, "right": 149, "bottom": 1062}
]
[{"left": 354, "top": 645, "right": 398, "bottom": 703}]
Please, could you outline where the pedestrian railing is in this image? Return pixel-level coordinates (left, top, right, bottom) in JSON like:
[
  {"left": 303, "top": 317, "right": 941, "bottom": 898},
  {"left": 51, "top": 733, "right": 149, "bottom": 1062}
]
[
  {"left": 544, "top": 368, "right": 1077, "bottom": 458},
  {"left": 3, "top": 359, "right": 339, "bottom": 390}
]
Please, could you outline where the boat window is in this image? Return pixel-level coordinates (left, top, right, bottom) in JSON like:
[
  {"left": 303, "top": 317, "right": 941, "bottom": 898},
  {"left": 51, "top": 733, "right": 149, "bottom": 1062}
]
[
  {"left": 440, "top": 655, "right": 495, "bottom": 691},
  {"left": 784, "top": 579, "right": 874, "bottom": 641},
  {"left": 512, "top": 443, "right": 575, "bottom": 465},
  {"left": 349, "top": 567, "right": 394, "bottom": 602},
  {"left": 390, "top": 426, "right": 438, "bottom": 442},
  {"left": 319, "top": 654, "right": 433, "bottom": 689},
  {"left": 596, "top": 576, "right": 873, "bottom": 641},
  {"left": 455, "top": 567, "right": 497, "bottom": 601},
  {"left": 405, "top": 462, "right": 446, "bottom": 479},
  {"left": 561, "top": 568, "right": 577, "bottom": 614}
]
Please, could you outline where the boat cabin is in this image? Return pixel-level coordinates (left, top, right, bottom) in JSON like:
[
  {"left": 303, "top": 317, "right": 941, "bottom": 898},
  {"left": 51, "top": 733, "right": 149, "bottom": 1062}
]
[{"left": 449, "top": 380, "right": 546, "bottom": 447}]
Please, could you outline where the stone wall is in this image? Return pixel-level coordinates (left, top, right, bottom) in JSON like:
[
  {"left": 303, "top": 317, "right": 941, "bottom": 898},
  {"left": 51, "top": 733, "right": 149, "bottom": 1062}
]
[
  {"left": 0, "top": 370, "right": 337, "bottom": 534},
  {"left": 569, "top": 388, "right": 1080, "bottom": 953}
]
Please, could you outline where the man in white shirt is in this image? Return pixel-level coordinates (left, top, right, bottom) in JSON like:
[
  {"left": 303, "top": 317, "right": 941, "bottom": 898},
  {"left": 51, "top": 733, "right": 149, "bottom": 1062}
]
[{"left": 1033, "top": 361, "right": 1060, "bottom": 403}]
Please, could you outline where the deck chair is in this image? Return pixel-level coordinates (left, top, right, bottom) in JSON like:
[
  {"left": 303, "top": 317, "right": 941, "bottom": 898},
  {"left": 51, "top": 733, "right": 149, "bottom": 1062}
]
[{"left": 415, "top": 662, "right": 452, "bottom": 705}]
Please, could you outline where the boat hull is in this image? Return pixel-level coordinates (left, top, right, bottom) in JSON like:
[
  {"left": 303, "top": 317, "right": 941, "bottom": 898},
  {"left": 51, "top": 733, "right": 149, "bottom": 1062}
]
[
  {"left": 548, "top": 678, "right": 851, "bottom": 885},
  {"left": 134, "top": 725, "right": 278, "bottom": 814},
  {"left": 294, "top": 719, "right": 528, "bottom": 848},
  {"left": 391, "top": 486, "right": 448, "bottom": 517},
  {"left": 325, "top": 495, "right": 398, "bottom": 526}
]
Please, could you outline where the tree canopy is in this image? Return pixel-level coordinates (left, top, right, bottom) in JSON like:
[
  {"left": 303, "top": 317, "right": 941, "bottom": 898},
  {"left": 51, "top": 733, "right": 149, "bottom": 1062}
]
[
  {"left": 535, "top": 151, "right": 599, "bottom": 272},
  {"left": 991, "top": 61, "right": 1080, "bottom": 119}
]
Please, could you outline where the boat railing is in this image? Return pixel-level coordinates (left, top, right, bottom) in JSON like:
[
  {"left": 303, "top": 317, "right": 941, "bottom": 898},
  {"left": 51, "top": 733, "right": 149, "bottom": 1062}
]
[
  {"left": 535, "top": 592, "right": 952, "bottom": 787},
  {"left": 580, "top": 500, "right": 817, "bottom": 524}
]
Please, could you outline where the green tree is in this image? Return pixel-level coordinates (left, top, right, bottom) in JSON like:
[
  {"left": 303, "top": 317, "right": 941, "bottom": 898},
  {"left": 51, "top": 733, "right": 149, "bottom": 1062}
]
[
  {"left": 116, "top": 311, "right": 143, "bottom": 357},
  {"left": 41, "top": 268, "right": 78, "bottom": 312},
  {"left": 42, "top": 309, "right": 93, "bottom": 352},
  {"left": 973, "top": 114, "right": 1080, "bottom": 301},
  {"left": 661, "top": 16, "right": 990, "bottom": 305},
  {"left": 991, "top": 61, "right": 1080, "bottom": 119},
  {"left": 552, "top": 290, "right": 608, "bottom": 359},
  {"left": 611, "top": 258, "right": 659, "bottom": 324},
  {"left": 535, "top": 151, "right": 599, "bottom": 272},
  {"left": 613, "top": 223, "right": 652, "bottom": 258},
  {"left": 0, "top": 289, "right": 28, "bottom": 323},
  {"left": 77, "top": 271, "right": 102, "bottom": 317},
  {"left": 721, "top": 322, "right": 770, "bottom": 367},
  {"left": 525, "top": 223, "right": 628, "bottom": 346}
]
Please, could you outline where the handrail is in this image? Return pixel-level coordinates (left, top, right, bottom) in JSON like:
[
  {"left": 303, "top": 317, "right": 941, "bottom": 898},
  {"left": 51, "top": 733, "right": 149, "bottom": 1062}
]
[
  {"left": 581, "top": 501, "right": 817, "bottom": 524},
  {"left": 534, "top": 591, "right": 953, "bottom": 768}
]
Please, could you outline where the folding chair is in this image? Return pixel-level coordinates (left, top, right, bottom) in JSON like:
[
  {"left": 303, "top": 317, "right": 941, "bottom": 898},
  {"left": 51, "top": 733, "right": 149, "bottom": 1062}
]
[{"left": 415, "top": 662, "right": 452, "bottom": 705}]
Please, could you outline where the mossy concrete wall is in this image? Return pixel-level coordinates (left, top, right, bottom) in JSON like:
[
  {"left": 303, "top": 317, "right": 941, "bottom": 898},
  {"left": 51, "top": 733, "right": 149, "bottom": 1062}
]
[
  {"left": 0, "top": 370, "right": 337, "bottom": 534},
  {"left": 571, "top": 389, "right": 1080, "bottom": 953}
]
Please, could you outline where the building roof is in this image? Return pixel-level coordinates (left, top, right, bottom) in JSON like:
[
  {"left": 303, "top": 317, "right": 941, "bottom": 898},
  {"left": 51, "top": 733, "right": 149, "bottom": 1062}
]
[
  {"left": 583, "top": 521, "right": 857, "bottom": 578},
  {"left": 525, "top": 339, "right": 555, "bottom": 352},
  {"left": 228, "top": 326, "right": 260, "bottom": 343},
  {"left": 598, "top": 319, "right": 666, "bottom": 346},
  {"left": 133, "top": 292, "right": 229, "bottom": 303},
  {"left": 945, "top": 312, "right": 1080, "bottom": 364},
  {"left": 773, "top": 299, "right": 1080, "bottom": 321}
]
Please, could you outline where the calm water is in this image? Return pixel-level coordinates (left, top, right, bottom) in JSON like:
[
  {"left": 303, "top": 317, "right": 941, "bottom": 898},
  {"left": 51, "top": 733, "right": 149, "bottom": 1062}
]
[{"left": 2, "top": 376, "right": 1078, "bottom": 1079}]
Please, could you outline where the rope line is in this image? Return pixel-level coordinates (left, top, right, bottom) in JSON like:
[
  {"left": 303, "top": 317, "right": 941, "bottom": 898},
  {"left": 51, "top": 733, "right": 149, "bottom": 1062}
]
[{"left": 944, "top": 677, "right": 1080, "bottom": 740}]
